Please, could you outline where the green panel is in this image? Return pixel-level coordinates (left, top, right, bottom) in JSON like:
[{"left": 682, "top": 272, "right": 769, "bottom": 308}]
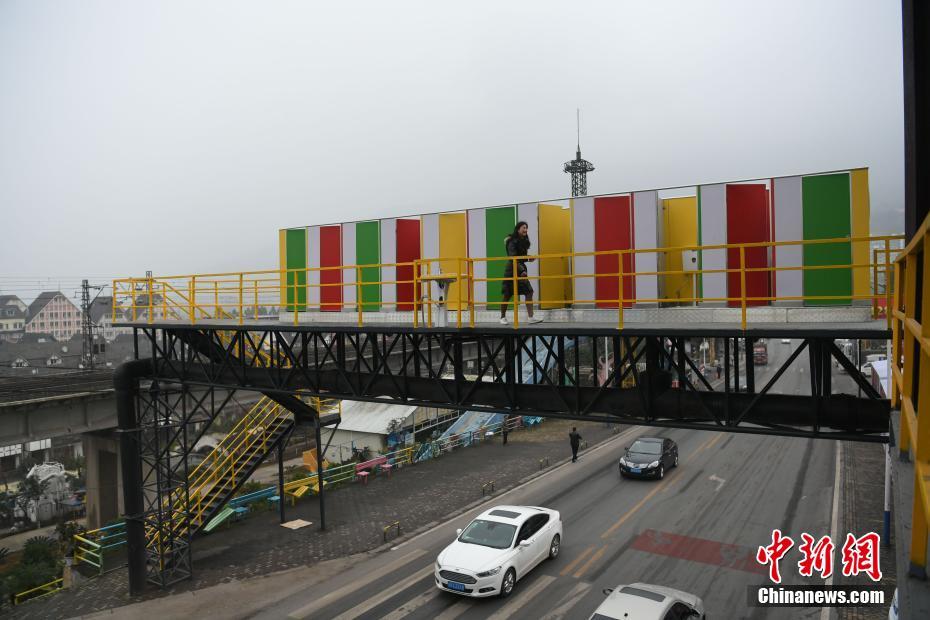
[
  {"left": 485, "top": 206, "right": 517, "bottom": 310},
  {"left": 356, "top": 221, "right": 381, "bottom": 312},
  {"left": 285, "top": 228, "right": 307, "bottom": 311},
  {"left": 802, "top": 174, "right": 851, "bottom": 305}
]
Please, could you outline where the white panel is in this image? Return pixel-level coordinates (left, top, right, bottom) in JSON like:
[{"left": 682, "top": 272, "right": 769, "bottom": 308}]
[
  {"left": 421, "top": 214, "right": 440, "bottom": 300},
  {"left": 342, "top": 223, "right": 356, "bottom": 308},
  {"left": 380, "top": 219, "right": 397, "bottom": 307},
  {"left": 467, "top": 209, "right": 487, "bottom": 305},
  {"left": 572, "top": 197, "right": 595, "bottom": 306},
  {"left": 632, "top": 191, "right": 659, "bottom": 304},
  {"left": 307, "top": 226, "right": 321, "bottom": 308},
  {"left": 773, "top": 176, "right": 803, "bottom": 301},
  {"left": 699, "top": 184, "right": 727, "bottom": 304},
  {"left": 517, "top": 203, "right": 539, "bottom": 280}
]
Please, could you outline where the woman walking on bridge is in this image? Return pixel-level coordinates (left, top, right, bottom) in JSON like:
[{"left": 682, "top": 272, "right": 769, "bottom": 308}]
[{"left": 500, "top": 221, "right": 543, "bottom": 325}]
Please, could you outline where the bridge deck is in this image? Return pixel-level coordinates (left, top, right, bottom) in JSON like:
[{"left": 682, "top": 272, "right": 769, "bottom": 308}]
[{"left": 127, "top": 318, "right": 890, "bottom": 338}]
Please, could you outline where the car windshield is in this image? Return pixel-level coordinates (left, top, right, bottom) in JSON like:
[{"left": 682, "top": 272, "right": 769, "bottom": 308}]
[
  {"left": 629, "top": 440, "right": 662, "bottom": 455},
  {"left": 458, "top": 519, "right": 517, "bottom": 549}
]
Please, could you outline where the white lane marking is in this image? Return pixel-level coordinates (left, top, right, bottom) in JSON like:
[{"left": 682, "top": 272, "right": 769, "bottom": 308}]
[
  {"left": 487, "top": 574, "right": 558, "bottom": 620},
  {"left": 393, "top": 428, "right": 640, "bottom": 550},
  {"left": 380, "top": 586, "right": 443, "bottom": 620},
  {"left": 709, "top": 474, "right": 726, "bottom": 492},
  {"left": 539, "top": 581, "right": 593, "bottom": 620},
  {"left": 435, "top": 599, "right": 472, "bottom": 620},
  {"left": 820, "top": 441, "right": 842, "bottom": 620},
  {"left": 331, "top": 565, "right": 435, "bottom": 620},
  {"left": 286, "top": 548, "right": 427, "bottom": 619}
]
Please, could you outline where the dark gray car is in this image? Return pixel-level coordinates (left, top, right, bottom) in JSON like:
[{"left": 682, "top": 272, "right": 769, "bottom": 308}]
[{"left": 619, "top": 437, "right": 679, "bottom": 480}]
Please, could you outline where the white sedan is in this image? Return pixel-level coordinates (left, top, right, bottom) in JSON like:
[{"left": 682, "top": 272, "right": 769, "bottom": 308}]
[
  {"left": 435, "top": 505, "right": 562, "bottom": 598},
  {"left": 589, "top": 583, "right": 705, "bottom": 620}
]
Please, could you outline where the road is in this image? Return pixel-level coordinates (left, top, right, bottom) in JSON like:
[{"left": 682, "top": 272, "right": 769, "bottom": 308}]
[{"left": 245, "top": 341, "right": 854, "bottom": 620}]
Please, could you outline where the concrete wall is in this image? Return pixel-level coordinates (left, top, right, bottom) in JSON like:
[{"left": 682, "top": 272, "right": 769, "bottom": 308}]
[{"left": 83, "top": 432, "right": 123, "bottom": 529}]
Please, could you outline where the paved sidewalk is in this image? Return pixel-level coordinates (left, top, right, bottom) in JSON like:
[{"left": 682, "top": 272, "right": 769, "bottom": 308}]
[
  {"left": 10, "top": 419, "right": 620, "bottom": 619},
  {"left": 1, "top": 518, "right": 87, "bottom": 553}
]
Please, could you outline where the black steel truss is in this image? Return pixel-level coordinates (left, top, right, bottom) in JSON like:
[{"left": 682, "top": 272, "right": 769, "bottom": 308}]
[{"left": 134, "top": 326, "right": 890, "bottom": 443}]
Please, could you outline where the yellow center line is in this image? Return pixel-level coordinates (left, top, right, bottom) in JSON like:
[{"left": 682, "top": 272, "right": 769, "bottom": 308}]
[
  {"left": 573, "top": 544, "right": 609, "bottom": 579},
  {"left": 559, "top": 544, "right": 596, "bottom": 576},
  {"left": 601, "top": 482, "right": 665, "bottom": 540}
]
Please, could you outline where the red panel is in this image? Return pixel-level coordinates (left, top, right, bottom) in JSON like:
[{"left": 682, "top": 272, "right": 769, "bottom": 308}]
[
  {"left": 726, "top": 184, "right": 771, "bottom": 307},
  {"left": 320, "top": 225, "right": 342, "bottom": 311},
  {"left": 594, "top": 196, "right": 634, "bottom": 308},
  {"left": 395, "top": 218, "right": 421, "bottom": 310}
]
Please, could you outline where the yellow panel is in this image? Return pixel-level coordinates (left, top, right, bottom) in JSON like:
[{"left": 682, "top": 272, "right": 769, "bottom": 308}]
[
  {"left": 538, "top": 203, "right": 573, "bottom": 309},
  {"left": 439, "top": 213, "right": 469, "bottom": 309},
  {"left": 279, "top": 229, "right": 287, "bottom": 307},
  {"left": 851, "top": 169, "right": 871, "bottom": 300},
  {"left": 661, "top": 197, "right": 698, "bottom": 302}
]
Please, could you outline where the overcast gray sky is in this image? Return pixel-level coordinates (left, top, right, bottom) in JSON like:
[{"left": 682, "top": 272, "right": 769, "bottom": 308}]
[{"left": 0, "top": 0, "right": 904, "bottom": 304}]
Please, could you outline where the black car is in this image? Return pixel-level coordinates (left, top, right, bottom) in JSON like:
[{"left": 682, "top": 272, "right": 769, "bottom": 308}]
[{"left": 619, "top": 437, "right": 678, "bottom": 479}]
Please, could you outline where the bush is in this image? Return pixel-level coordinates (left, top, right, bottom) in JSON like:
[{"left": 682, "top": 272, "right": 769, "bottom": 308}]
[
  {"left": 21, "top": 537, "right": 57, "bottom": 567},
  {"left": 235, "top": 481, "right": 265, "bottom": 497}
]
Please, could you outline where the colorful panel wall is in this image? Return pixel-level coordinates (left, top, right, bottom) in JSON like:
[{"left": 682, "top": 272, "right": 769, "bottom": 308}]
[
  {"left": 420, "top": 213, "right": 439, "bottom": 306},
  {"left": 850, "top": 169, "right": 871, "bottom": 302},
  {"left": 380, "top": 219, "right": 396, "bottom": 308},
  {"left": 660, "top": 197, "right": 698, "bottom": 302},
  {"left": 438, "top": 212, "right": 468, "bottom": 309},
  {"left": 355, "top": 221, "right": 381, "bottom": 311},
  {"left": 538, "top": 203, "right": 573, "bottom": 308},
  {"left": 320, "top": 225, "right": 342, "bottom": 311},
  {"left": 593, "top": 196, "right": 634, "bottom": 308},
  {"left": 307, "top": 226, "right": 321, "bottom": 309},
  {"left": 802, "top": 173, "right": 852, "bottom": 305},
  {"left": 467, "top": 209, "right": 486, "bottom": 307},
  {"left": 396, "top": 218, "right": 420, "bottom": 310},
  {"left": 484, "top": 206, "right": 517, "bottom": 310},
  {"left": 632, "top": 191, "right": 658, "bottom": 304},
  {"left": 572, "top": 197, "right": 595, "bottom": 305},
  {"left": 342, "top": 223, "right": 356, "bottom": 308},
  {"left": 283, "top": 228, "right": 307, "bottom": 311},
  {"left": 726, "top": 183, "right": 771, "bottom": 306},
  {"left": 517, "top": 203, "right": 540, "bottom": 285},
  {"left": 697, "top": 185, "right": 726, "bottom": 303},
  {"left": 773, "top": 176, "right": 803, "bottom": 302}
]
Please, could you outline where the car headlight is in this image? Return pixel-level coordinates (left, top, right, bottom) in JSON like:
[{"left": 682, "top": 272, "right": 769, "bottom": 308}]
[
  {"left": 476, "top": 566, "right": 501, "bottom": 577},
  {"left": 649, "top": 460, "right": 660, "bottom": 468},
  {"left": 619, "top": 457, "right": 627, "bottom": 466}
]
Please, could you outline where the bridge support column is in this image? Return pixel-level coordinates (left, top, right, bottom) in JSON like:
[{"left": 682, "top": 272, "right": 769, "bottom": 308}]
[{"left": 82, "top": 432, "right": 123, "bottom": 530}]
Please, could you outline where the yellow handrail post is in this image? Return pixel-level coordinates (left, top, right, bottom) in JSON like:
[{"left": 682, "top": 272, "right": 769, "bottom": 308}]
[
  {"left": 456, "top": 258, "right": 463, "bottom": 329},
  {"left": 292, "top": 270, "right": 299, "bottom": 326},
  {"left": 161, "top": 282, "right": 167, "bottom": 320},
  {"left": 238, "top": 273, "right": 244, "bottom": 325},
  {"left": 413, "top": 261, "right": 419, "bottom": 328},
  {"left": 512, "top": 257, "right": 519, "bottom": 329},
  {"left": 253, "top": 279, "right": 259, "bottom": 320},
  {"left": 739, "top": 246, "right": 747, "bottom": 330},
  {"left": 214, "top": 280, "right": 219, "bottom": 318},
  {"left": 468, "top": 258, "right": 475, "bottom": 328},
  {"left": 884, "top": 238, "right": 892, "bottom": 330},
  {"left": 131, "top": 281, "right": 137, "bottom": 323},
  {"left": 618, "top": 250, "right": 624, "bottom": 330},
  {"left": 189, "top": 276, "right": 196, "bottom": 325},
  {"left": 147, "top": 275, "right": 154, "bottom": 324},
  {"left": 356, "top": 265, "right": 363, "bottom": 327},
  {"left": 872, "top": 247, "right": 879, "bottom": 319},
  {"left": 426, "top": 262, "right": 433, "bottom": 328}
]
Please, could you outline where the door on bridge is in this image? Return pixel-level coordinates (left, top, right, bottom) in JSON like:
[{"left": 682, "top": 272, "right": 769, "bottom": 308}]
[
  {"left": 726, "top": 183, "right": 772, "bottom": 307},
  {"left": 661, "top": 196, "right": 698, "bottom": 304}
]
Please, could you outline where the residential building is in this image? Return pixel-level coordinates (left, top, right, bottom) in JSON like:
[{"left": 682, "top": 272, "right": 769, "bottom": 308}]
[
  {"left": 90, "top": 296, "right": 132, "bottom": 341},
  {"left": 25, "top": 291, "right": 82, "bottom": 341},
  {"left": 0, "top": 294, "right": 27, "bottom": 342}
]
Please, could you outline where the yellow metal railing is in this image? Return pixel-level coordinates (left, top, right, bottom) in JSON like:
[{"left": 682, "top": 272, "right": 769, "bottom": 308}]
[
  {"left": 891, "top": 213, "right": 930, "bottom": 576},
  {"left": 14, "top": 577, "right": 64, "bottom": 605},
  {"left": 113, "top": 234, "right": 903, "bottom": 331}
]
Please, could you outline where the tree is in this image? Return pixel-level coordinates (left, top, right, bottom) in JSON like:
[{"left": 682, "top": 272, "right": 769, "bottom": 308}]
[
  {"left": 15, "top": 477, "right": 49, "bottom": 528},
  {"left": 0, "top": 492, "right": 14, "bottom": 526}
]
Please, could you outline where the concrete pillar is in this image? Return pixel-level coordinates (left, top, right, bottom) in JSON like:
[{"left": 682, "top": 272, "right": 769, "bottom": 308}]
[{"left": 82, "top": 432, "right": 124, "bottom": 530}]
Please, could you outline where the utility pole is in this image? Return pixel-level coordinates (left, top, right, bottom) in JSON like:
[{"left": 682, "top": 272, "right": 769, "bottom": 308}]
[{"left": 81, "top": 280, "right": 93, "bottom": 370}]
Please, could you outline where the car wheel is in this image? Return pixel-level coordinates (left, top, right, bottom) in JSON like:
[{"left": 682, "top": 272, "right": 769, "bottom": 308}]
[
  {"left": 657, "top": 464, "right": 664, "bottom": 480},
  {"left": 548, "top": 534, "right": 561, "bottom": 559},
  {"left": 499, "top": 568, "right": 516, "bottom": 598}
]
